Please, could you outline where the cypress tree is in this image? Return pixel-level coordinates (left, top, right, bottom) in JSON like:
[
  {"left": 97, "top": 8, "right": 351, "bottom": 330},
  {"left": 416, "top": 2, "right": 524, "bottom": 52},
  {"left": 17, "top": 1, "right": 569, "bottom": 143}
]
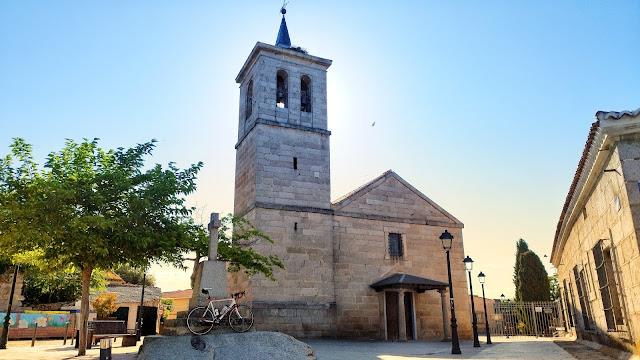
[
  {"left": 513, "top": 239, "right": 529, "bottom": 301},
  {"left": 516, "top": 250, "right": 551, "bottom": 301}
]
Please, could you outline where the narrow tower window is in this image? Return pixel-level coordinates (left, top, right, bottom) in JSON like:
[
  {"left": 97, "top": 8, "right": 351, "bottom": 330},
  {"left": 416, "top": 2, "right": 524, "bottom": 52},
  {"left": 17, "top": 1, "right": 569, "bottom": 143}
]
[
  {"left": 293, "top": 157, "right": 297, "bottom": 170},
  {"left": 276, "top": 70, "right": 288, "bottom": 108},
  {"left": 301, "top": 75, "right": 311, "bottom": 112},
  {"left": 245, "top": 80, "right": 253, "bottom": 120}
]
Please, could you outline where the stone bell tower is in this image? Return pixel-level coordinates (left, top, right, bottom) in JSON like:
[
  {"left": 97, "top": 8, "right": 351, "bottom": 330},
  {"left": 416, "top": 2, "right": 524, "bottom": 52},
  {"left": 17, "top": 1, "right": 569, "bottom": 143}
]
[{"left": 230, "top": 8, "right": 337, "bottom": 338}]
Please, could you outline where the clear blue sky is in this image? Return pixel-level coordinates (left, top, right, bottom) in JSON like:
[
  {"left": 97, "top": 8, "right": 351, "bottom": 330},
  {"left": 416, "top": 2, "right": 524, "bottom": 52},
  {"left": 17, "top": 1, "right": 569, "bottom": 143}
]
[{"left": 1, "top": 1, "right": 639, "bottom": 297}]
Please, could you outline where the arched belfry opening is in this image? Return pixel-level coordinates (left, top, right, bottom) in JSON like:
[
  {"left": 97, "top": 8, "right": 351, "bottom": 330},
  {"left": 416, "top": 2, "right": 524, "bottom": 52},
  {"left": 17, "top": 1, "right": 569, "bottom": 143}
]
[
  {"left": 246, "top": 80, "right": 253, "bottom": 120},
  {"left": 276, "top": 70, "right": 288, "bottom": 108},
  {"left": 301, "top": 75, "right": 311, "bottom": 113}
]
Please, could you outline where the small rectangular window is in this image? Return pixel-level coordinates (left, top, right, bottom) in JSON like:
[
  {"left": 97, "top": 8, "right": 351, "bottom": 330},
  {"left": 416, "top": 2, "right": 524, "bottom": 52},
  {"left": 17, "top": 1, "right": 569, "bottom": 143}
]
[
  {"left": 293, "top": 157, "right": 297, "bottom": 170},
  {"left": 388, "top": 233, "right": 403, "bottom": 259}
]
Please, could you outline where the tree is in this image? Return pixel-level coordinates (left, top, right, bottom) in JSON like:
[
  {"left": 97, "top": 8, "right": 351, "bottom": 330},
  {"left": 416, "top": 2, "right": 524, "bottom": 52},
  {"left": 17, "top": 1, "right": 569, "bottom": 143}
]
[
  {"left": 516, "top": 250, "right": 551, "bottom": 301},
  {"left": 0, "top": 138, "right": 203, "bottom": 355},
  {"left": 21, "top": 266, "right": 106, "bottom": 305},
  {"left": 513, "top": 239, "right": 530, "bottom": 301},
  {"left": 189, "top": 214, "right": 285, "bottom": 287},
  {"left": 91, "top": 293, "right": 119, "bottom": 318},
  {"left": 114, "top": 265, "right": 156, "bottom": 286},
  {"left": 549, "top": 274, "right": 560, "bottom": 301},
  {"left": 217, "top": 215, "right": 285, "bottom": 280}
]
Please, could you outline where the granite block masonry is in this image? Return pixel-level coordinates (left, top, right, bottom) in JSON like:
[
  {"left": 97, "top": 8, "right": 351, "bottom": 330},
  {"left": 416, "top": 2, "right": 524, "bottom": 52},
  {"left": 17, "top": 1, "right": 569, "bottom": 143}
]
[{"left": 226, "top": 15, "right": 473, "bottom": 341}]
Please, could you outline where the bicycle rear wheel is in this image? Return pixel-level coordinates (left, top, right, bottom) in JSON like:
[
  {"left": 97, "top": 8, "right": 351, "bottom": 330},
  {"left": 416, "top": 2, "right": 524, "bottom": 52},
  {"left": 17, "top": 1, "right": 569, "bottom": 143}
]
[
  {"left": 228, "top": 304, "right": 254, "bottom": 333},
  {"left": 187, "top": 306, "right": 215, "bottom": 335}
]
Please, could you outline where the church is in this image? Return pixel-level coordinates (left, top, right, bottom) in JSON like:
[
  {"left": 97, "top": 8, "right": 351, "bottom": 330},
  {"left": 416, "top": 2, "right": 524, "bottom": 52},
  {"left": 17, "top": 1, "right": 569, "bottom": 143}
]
[{"left": 227, "top": 9, "right": 473, "bottom": 341}]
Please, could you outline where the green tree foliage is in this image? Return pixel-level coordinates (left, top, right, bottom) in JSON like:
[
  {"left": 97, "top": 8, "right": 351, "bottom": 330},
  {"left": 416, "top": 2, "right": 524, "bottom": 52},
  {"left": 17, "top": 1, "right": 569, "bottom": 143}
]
[
  {"left": 91, "top": 293, "right": 119, "bottom": 318},
  {"left": 114, "top": 265, "right": 156, "bottom": 286},
  {"left": 516, "top": 250, "right": 551, "bottom": 301},
  {"left": 21, "top": 266, "right": 107, "bottom": 305},
  {"left": 217, "top": 215, "right": 284, "bottom": 281},
  {"left": 189, "top": 214, "right": 285, "bottom": 287},
  {"left": 160, "top": 298, "right": 174, "bottom": 319},
  {"left": 513, "top": 239, "right": 530, "bottom": 301},
  {"left": 0, "top": 138, "right": 202, "bottom": 355},
  {"left": 549, "top": 274, "right": 560, "bottom": 301}
]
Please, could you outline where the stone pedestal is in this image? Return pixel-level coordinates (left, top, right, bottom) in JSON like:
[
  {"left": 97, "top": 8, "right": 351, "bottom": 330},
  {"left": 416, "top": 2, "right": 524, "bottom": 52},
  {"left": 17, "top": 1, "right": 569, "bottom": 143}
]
[{"left": 190, "top": 213, "right": 228, "bottom": 308}]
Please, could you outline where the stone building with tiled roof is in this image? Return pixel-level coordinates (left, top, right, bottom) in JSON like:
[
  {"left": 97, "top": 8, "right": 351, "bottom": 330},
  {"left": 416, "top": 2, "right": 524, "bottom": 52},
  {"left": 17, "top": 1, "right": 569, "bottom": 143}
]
[
  {"left": 550, "top": 108, "right": 640, "bottom": 354},
  {"left": 227, "top": 10, "right": 472, "bottom": 341}
]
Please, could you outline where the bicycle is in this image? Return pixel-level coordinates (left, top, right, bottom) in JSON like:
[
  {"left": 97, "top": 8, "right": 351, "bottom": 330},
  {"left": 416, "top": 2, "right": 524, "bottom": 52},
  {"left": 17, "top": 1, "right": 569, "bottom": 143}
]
[{"left": 186, "top": 289, "right": 254, "bottom": 335}]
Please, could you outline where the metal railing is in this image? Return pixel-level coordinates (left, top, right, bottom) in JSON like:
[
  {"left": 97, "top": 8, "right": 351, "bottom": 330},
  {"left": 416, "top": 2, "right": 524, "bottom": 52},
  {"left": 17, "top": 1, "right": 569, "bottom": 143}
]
[{"left": 490, "top": 301, "right": 564, "bottom": 337}]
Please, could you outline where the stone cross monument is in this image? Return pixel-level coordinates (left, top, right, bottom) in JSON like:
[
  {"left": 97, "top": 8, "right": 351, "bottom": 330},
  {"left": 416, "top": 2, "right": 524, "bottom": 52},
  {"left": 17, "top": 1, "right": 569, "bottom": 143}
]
[{"left": 190, "top": 213, "right": 228, "bottom": 308}]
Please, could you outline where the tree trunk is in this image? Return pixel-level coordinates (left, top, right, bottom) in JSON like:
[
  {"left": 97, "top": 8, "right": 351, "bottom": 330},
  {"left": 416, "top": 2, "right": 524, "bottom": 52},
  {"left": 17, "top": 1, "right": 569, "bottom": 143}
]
[{"left": 77, "top": 265, "right": 93, "bottom": 356}]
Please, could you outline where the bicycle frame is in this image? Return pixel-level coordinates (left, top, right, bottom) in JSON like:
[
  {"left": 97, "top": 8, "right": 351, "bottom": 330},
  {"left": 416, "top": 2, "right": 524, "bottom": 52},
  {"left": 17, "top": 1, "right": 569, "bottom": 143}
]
[{"left": 200, "top": 291, "right": 245, "bottom": 323}]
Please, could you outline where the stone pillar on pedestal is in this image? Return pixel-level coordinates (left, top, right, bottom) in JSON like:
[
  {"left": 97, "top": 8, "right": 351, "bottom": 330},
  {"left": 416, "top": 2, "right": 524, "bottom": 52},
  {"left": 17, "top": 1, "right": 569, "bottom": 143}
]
[{"left": 190, "top": 213, "right": 228, "bottom": 308}]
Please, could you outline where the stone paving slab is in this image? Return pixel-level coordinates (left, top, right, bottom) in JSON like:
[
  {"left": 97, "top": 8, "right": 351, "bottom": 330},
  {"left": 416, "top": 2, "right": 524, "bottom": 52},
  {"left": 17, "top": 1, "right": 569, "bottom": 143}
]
[
  {"left": 0, "top": 338, "right": 140, "bottom": 360},
  {"left": 305, "top": 337, "right": 574, "bottom": 360},
  {"left": 554, "top": 339, "right": 620, "bottom": 360}
]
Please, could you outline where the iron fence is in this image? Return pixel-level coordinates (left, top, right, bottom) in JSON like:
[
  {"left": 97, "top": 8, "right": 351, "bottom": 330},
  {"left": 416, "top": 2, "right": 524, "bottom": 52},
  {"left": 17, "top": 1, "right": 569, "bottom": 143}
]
[{"left": 490, "top": 301, "right": 565, "bottom": 337}]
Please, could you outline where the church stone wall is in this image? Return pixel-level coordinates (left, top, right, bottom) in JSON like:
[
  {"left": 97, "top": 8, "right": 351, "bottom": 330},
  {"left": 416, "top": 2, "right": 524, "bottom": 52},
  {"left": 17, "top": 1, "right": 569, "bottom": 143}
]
[
  {"left": 337, "top": 176, "right": 452, "bottom": 224},
  {"left": 234, "top": 130, "right": 257, "bottom": 215},
  {"left": 332, "top": 215, "right": 472, "bottom": 340},
  {"left": 253, "top": 124, "right": 330, "bottom": 210},
  {"left": 234, "top": 207, "right": 336, "bottom": 338}
]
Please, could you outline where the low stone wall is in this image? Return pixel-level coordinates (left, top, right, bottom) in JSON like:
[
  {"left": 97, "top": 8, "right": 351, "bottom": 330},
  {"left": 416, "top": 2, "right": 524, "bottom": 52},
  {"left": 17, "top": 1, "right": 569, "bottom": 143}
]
[{"left": 252, "top": 301, "right": 336, "bottom": 338}]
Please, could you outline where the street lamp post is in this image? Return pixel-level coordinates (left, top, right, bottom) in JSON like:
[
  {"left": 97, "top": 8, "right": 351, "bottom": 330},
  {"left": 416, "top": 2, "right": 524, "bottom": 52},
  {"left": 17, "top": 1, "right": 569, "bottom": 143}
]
[
  {"left": 0, "top": 263, "right": 20, "bottom": 349},
  {"left": 477, "top": 272, "right": 492, "bottom": 344},
  {"left": 463, "top": 256, "right": 481, "bottom": 347},
  {"left": 440, "top": 230, "right": 461, "bottom": 355},
  {"left": 500, "top": 294, "right": 508, "bottom": 338}
]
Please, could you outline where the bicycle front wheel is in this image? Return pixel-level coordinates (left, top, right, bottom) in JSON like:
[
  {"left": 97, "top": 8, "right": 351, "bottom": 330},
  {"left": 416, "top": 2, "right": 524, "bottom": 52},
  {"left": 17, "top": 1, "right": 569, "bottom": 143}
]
[
  {"left": 228, "top": 304, "right": 254, "bottom": 333},
  {"left": 187, "top": 306, "right": 215, "bottom": 335}
]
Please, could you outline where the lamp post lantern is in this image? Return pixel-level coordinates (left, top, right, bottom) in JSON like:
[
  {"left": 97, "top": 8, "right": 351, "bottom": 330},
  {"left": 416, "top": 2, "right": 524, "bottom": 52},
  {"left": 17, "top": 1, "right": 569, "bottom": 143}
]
[
  {"left": 463, "top": 256, "right": 481, "bottom": 347},
  {"left": 440, "top": 230, "right": 461, "bottom": 355},
  {"left": 477, "top": 272, "right": 492, "bottom": 344}
]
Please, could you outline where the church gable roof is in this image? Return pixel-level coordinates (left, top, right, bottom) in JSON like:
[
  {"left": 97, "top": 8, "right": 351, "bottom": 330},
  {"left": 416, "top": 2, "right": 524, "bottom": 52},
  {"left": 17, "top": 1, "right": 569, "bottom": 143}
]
[{"left": 332, "top": 170, "right": 462, "bottom": 227}]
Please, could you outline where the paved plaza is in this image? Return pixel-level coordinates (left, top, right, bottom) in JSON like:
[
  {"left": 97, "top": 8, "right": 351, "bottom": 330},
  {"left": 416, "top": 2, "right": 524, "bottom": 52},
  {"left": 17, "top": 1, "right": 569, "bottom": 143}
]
[
  {"left": 0, "top": 336, "right": 625, "bottom": 359},
  {"left": 307, "top": 337, "right": 577, "bottom": 360}
]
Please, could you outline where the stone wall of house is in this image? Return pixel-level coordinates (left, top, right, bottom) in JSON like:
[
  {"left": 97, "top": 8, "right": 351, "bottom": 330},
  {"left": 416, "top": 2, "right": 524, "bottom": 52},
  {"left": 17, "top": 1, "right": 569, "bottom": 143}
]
[
  {"left": 557, "top": 140, "right": 640, "bottom": 352},
  {"left": 0, "top": 269, "right": 23, "bottom": 311}
]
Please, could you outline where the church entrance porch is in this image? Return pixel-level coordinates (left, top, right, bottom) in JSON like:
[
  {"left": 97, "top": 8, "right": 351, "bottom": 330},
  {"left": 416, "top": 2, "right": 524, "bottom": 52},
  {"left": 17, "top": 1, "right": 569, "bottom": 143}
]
[{"left": 371, "top": 273, "right": 449, "bottom": 341}]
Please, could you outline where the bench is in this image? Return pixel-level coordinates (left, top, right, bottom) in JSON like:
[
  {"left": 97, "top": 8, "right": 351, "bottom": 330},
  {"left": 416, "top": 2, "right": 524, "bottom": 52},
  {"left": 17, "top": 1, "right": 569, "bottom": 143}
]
[{"left": 87, "top": 320, "right": 137, "bottom": 348}]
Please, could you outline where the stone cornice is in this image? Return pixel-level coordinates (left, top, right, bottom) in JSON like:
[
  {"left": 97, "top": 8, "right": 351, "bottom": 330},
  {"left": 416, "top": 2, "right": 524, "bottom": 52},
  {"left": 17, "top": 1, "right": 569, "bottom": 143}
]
[
  {"left": 236, "top": 42, "right": 332, "bottom": 84},
  {"left": 235, "top": 118, "right": 331, "bottom": 149},
  {"left": 235, "top": 201, "right": 462, "bottom": 228}
]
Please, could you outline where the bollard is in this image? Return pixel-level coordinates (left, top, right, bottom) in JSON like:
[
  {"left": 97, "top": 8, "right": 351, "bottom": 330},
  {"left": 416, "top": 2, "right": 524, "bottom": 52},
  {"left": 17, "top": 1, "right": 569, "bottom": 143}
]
[
  {"left": 31, "top": 325, "right": 38, "bottom": 347},
  {"left": 63, "top": 322, "right": 69, "bottom": 345},
  {"left": 100, "top": 338, "right": 112, "bottom": 360}
]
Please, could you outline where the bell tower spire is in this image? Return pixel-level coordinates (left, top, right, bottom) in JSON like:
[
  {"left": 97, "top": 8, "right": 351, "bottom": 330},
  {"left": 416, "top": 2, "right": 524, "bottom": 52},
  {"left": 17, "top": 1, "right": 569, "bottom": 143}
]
[{"left": 275, "top": 5, "right": 291, "bottom": 48}]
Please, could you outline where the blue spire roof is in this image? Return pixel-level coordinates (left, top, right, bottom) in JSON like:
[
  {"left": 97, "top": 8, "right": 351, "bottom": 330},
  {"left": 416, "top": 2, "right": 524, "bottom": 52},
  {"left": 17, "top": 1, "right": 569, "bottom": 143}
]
[{"left": 275, "top": 12, "right": 291, "bottom": 48}]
